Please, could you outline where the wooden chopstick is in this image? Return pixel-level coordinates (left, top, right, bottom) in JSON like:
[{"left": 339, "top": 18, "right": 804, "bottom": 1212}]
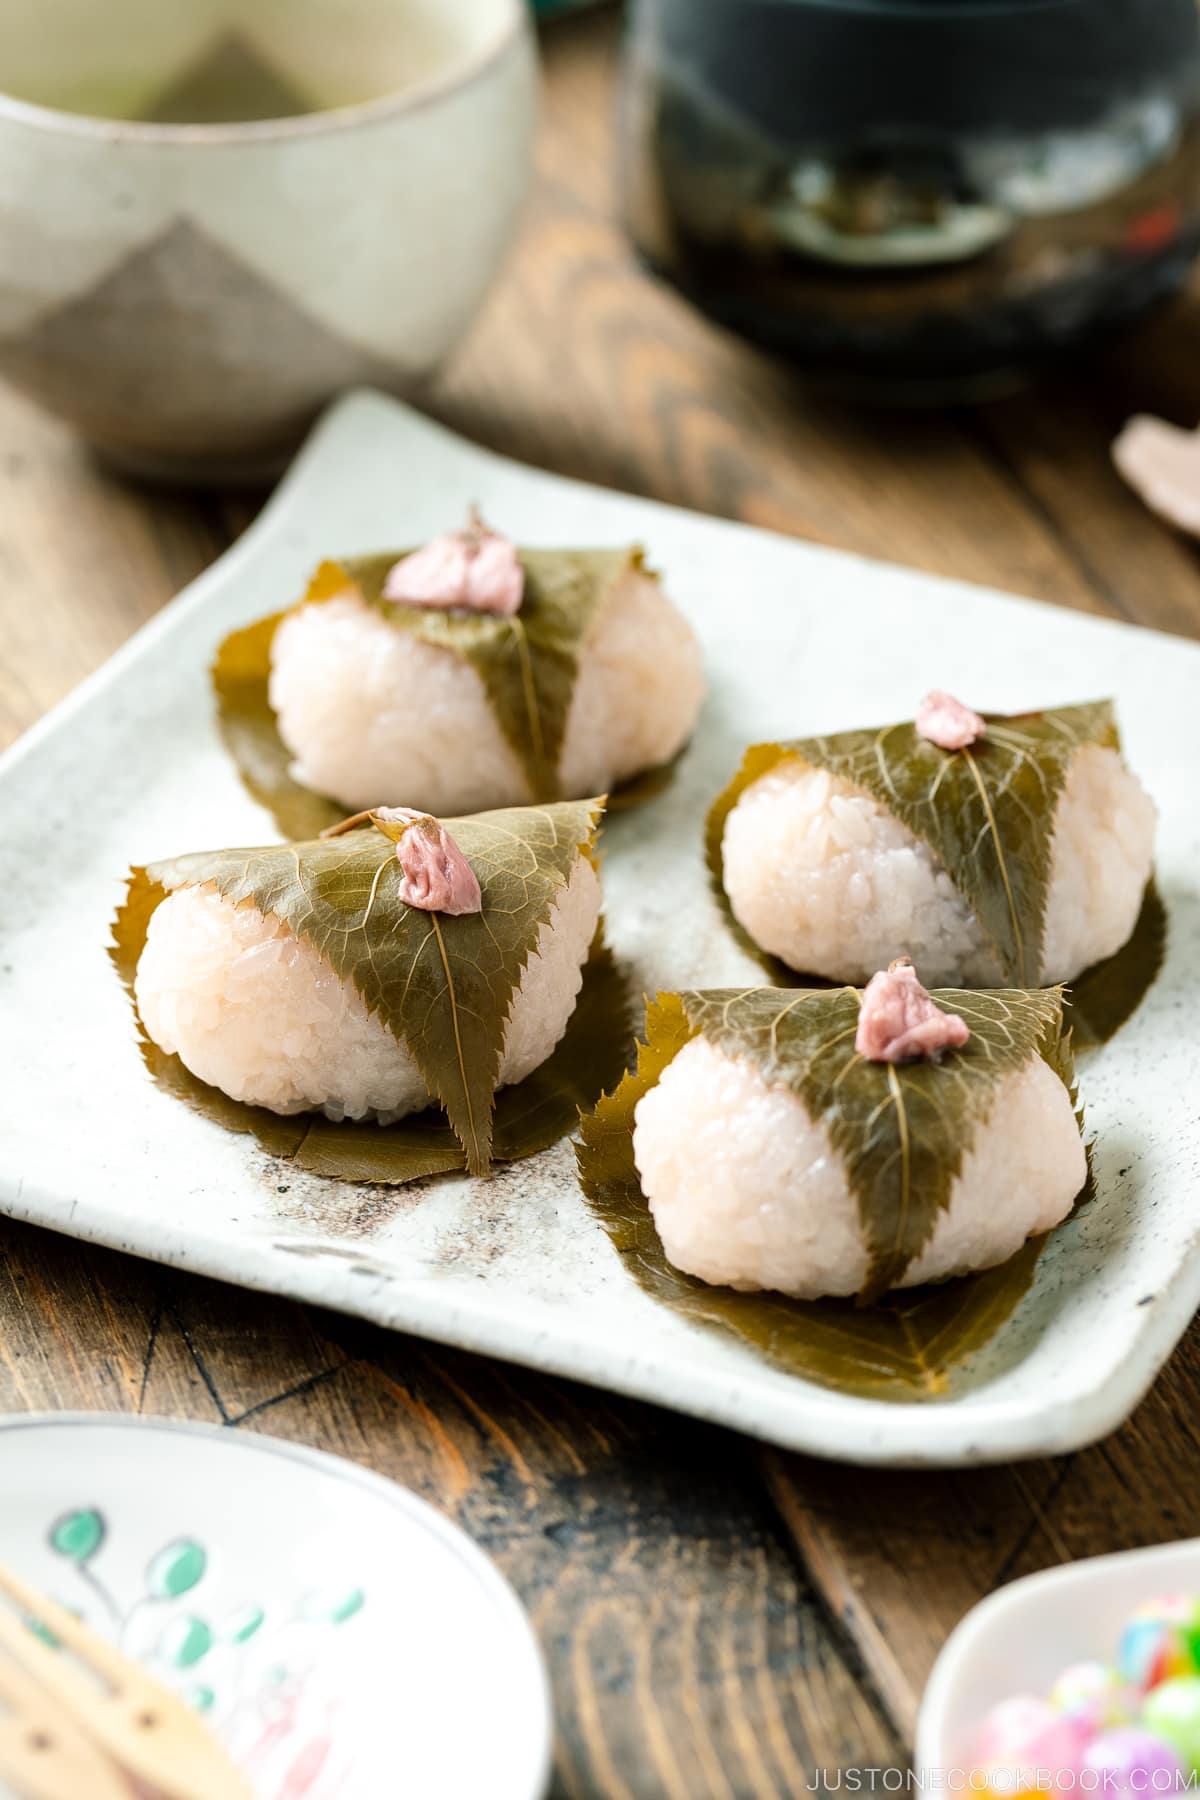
[
  {"left": 0, "top": 1560, "right": 254, "bottom": 1800},
  {"left": 0, "top": 1649, "right": 132, "bottom": 1800}
]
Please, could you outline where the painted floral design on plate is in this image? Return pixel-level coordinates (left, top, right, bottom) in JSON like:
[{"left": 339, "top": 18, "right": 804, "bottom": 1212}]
[{"left": 41, "top": 1505, "right": 365, "bottom": 1799}]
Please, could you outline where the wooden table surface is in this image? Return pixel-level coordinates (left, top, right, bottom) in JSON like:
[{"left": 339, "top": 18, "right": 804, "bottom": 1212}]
[{"left": 3, "top": 10, "right": 1200, "bottom": 1796}]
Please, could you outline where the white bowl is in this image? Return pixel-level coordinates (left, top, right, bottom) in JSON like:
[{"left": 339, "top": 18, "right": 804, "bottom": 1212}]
[
  {"left": 0, "top": 0, "right": 537, "bottom": 481},
  {"left": 916, "top": 1539, "right": 1200, "bottom": 1779},
  {"left": 0, "top": 1413, "right": 552, "bottom": 1799}
]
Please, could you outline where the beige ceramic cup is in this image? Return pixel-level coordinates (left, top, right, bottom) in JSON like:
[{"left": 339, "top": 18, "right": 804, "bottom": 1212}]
[{"left": 0, "top": 0, "right": 537, "bottom": 481}]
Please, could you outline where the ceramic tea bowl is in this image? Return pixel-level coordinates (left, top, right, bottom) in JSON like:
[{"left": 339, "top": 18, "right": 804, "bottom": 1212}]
[{"left": 0, "top": 0, "right": 537, "bottom": 481}]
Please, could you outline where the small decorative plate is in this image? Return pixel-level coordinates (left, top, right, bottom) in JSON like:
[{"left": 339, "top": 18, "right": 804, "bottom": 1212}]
[
  {"left": 0, "top": 1414, "right": 551, "bottom": 1800},
  {"left": 916, "top": 1538, "right": 1200, "bottom": 1779}
]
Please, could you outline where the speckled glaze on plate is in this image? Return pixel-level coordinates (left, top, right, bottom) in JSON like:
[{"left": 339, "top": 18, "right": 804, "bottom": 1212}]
[
  {"left": 0, "top": 390, "right": 1197, "bottom": 1466},
  {"left": 0, "top": 1413, "right": 551, "bottom": 1800}
]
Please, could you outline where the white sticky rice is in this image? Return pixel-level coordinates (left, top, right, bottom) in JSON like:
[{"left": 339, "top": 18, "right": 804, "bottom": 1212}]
[
  {"left": 632, "top": 1034, "right": 1086, "bottom": 1298},
  {"left": 135, "top": 857, "right": 601, "bottom": 1122},
  {"left": 721, "top": 743, "right": 1156, "bottom": 986},
  {"left": 268, "top": 571, "right": 705, "bottom": 815}
]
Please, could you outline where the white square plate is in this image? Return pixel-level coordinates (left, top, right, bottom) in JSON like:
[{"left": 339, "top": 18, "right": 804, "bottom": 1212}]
[{"left": 1, "top": 390, "right": 1197, "bottom": 1467}]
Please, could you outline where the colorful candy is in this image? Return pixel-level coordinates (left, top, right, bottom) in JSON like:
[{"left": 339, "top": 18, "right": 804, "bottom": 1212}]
[
  {"left": 1142, "top": 1678, "right": 1200, "bottom": 1774},
  {"left": 1082, "top": 1727, "right": 1185, "bottom": 1797},
  {"left": 1119, "top": 1598, "right": 1200, "bottom": 1692},
  {"left": 971, "top": 1591, "right": 1200, "bottom": 1795},
  {"left": 974, "top": 1694, "right": 1091, "bottom": 1773},
  {"left": 1050, "top": 1661, "right": 1135, "bottom": 1731}
]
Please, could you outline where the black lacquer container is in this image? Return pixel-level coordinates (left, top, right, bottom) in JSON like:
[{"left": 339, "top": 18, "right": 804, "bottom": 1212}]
[{"left": 622, "top": 0, "right": 1200, "bottom": 398}]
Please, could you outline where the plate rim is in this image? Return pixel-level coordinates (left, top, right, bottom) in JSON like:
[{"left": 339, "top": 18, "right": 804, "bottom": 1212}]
[{"left": 2, "top": 1178, "right": 1197, "bottom": 1470}]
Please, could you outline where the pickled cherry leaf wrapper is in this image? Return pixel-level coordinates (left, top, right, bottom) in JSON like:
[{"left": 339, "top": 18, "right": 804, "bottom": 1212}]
[
  {"left": 212, "top": 613, "right": 343, "bottom": 841},
  {"left": 348, "top": 548, "right": 636, "bottom": 799},
  {"left": 289, "top": 933, "right": 632, "bottom": 1180},
  {"left": 703, "top": 748, "right": 812, "bottom": 983},
  {"left": 577, "top": 995, "right": 1077, "bottom": 1399},
  {"left": 146, "top": 798, "right": 606, "bottom": 1176},
  {"left": 708, "top": 700, "right": 1121, "bottom": 985},
  {"left": 112, "top": 799, "right": 612, "bottom": 1179},
  {"left": 112, "top": 885, "right": 632, "bottom": 1184},
  {"left": 677, "top": 984, "right": 1076, "bottom": 1299},
  {"left": 1068, "top": 879, "right": 1166, "bottom": 1051},
  {"left": 213, "top": 547, "right": 652, "bottom": 834},
  {"left": 579, "top": 984, "right": 1080, "bottom": 1304}
]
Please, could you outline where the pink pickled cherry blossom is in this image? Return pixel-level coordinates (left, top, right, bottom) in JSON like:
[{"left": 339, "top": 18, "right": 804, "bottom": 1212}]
[
  {"left": 381, "top": 507, "right": 524, "bottom": 616},
  {"left": 374, "top": 806, "right": 483, "bottom": 915},
  {"left": 916, "top": 690, "right": 986, "bottom": 751},
  {"left": 854, "top": 957, "right": 970, "bottom": 1064},
  {"left": 320, "top": 806, "right": 482, "bottom": 914}
]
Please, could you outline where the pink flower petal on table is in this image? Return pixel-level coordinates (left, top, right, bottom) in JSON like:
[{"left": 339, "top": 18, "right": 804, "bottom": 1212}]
[
  {"left": 855, "top": 958, "right": 971, "bottom": 1064},
  {"left": 916, "top": 690, "right": 986, "bottom": 751},
  {"left": 1113, "top": 413, "right": 1200, "bottom": 537},
  {"left": 381, "top": 508, "right": 524, "bottom": 615}
]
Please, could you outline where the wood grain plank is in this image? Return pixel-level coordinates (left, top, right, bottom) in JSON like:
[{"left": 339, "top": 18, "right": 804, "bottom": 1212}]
[
  {"left": 234, "top": 1329, "right": 904, "bottom": 1798},
  {"left": 0, "top": 1208, "right": 907, "bottom": 1797},
  {"left": 970, "top": 316, "right": 1200, "bottom": 640},
  {"left": 762, "top": 1310, "right": 1200, "bottom": 1743},
  {"left": 164, "top": 1269, "right": 349, "bottom": 1424},
  {"left": 0, "top": 1220, "right": 221, "bottom": 1424},
  {"left": 0, "top": 386, "right": 252, "bottom": 750}
]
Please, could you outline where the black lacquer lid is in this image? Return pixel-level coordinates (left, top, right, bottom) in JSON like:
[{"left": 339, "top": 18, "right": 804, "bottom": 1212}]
[{"left": 642, "top": 0, "right": 1200, "bottom": 144}]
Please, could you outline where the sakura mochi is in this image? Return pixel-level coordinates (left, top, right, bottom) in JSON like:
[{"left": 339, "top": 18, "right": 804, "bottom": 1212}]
[
  {"left": 714, "top": 697, "right": 1156, "bottom": 987},
  {"left": 628, "top": 981, "right": 1085, "bottom": 1302},
  {"left": 262, "top": 515, "right": 705, "bottom": 816},
  {"left": 127, "top": 799, "right": 605, "bottom": 1175}
]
